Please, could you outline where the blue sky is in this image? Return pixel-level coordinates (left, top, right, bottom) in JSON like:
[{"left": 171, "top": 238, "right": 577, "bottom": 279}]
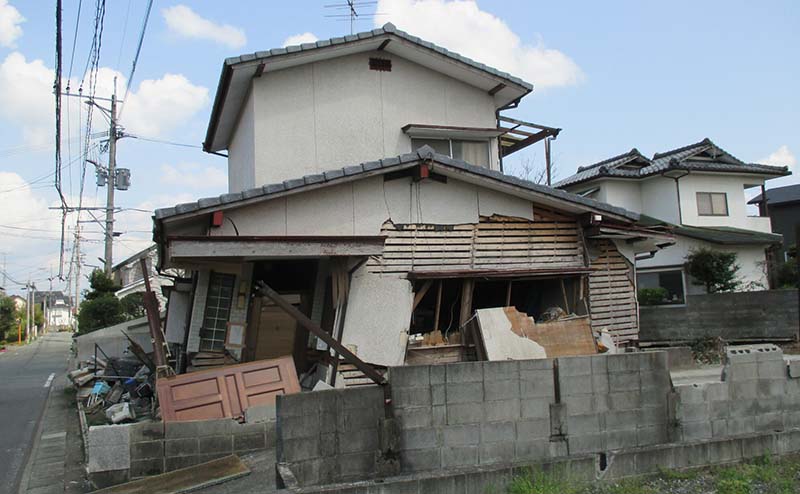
[{"left": 0, "top": 0, "right": 797, "bottom": 294}]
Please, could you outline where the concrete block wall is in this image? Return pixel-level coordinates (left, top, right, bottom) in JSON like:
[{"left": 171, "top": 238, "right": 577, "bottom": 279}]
[
  {"left": 674, "top": 344, "right": 800, "bottom": 442},
  {"left": 275, "top": 385, "right": 385, "bottom": 486}
]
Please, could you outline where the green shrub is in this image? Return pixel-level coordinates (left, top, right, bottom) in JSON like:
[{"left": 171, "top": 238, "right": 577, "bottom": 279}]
[
  {"left": 685, "top": 248, "right": 741, "bottom": 293},
  {"left": 637, "top": 287, "right": 669, "bottom": 306}
]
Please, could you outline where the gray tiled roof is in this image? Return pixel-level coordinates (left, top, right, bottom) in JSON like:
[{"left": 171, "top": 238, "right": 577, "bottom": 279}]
[
  {"left": 555, "top": 138, "right": 790, "bottom": 189},
  {"left": 154, "top": 146, "right": 640, "bottom": 223},
  {"left": 674, "top": 224, "right": 782, "bottom": 245},
  {"left": 749, "top": 183, "right": 800, "bottom": 206},
  {"left": 222, "top": 23, "right": 532, "bottom": 91}
]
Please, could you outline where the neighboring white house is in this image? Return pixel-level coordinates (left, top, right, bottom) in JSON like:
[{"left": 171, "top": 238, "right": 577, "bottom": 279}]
[
  {"left": 34, "top": 291, "right": 74, "bottom": 330},
  {"left": 556, "top": 139, "right": 791, "bottom": 302},
  {"left": 111, "top": 245, "right": 177, "bottom": 306}
]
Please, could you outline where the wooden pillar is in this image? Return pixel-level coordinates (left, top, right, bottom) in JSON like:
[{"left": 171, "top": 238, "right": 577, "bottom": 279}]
[{"left": 459, "top": 279, "right": 474, "bottom": 327}]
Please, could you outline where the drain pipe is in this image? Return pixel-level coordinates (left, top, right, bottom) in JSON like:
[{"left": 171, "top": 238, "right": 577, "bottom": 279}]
[{"left": 661, "top": 161, "right": 690, "bottom": 225}]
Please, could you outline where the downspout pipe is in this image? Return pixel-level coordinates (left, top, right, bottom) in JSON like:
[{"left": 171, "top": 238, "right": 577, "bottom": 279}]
[{"left": 661, "top": 160, "right": 690, "bottom": 225}]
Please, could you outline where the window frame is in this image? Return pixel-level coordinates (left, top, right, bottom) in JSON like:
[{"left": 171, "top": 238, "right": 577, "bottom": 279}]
[
  {"left": 198, "top": 272, "right": 237, "bottom": 353},
  {"left": 410, "top": 137, "right": 491, "bottom": 168},
  {"left": 696, "top": 192, "right": 729, "bottom": 216},
  {"left": 636, "top": 268, "right": 687, "bottom": 306}
]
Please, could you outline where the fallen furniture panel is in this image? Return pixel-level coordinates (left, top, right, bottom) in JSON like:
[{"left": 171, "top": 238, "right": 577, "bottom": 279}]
[
  {"left": 475, "top": 307, "right": 546, "bottom": 360},
  {"left": 90, "top": 455, "right": 249, "bottom": 493},
  {"left": 505, "top": 309, "right": 596, "bottom": 358},
  {"left": 157, "top": 356, "right": 300, "bottom": 422}
]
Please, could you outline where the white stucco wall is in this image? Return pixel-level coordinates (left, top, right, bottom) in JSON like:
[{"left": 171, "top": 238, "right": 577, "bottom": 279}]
[
  {"left": 637, "top": 235, "right": 769, "bottom": 291},
  {"left": 224, "top": 51, "right": 499, "bottom": 191},
  {"left": 212, "top": 175, "right": 535, "bottom": 238},
  {"left": 228, "top": 89, "right": 256, "bottom": 193},
  {"left": 594, "top": 179, "right": 643, "bottom": 214},
  {"left": 640, "top": 176, "right": 680, "bottom": 225},
  {"left": 677, "top": 173, "right": 769, "bottom": 231}
]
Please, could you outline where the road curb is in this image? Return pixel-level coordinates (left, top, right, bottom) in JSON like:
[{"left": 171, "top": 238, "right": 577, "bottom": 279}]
[{"left": 15, "top": 367, "right": 59, "bottom": 494}]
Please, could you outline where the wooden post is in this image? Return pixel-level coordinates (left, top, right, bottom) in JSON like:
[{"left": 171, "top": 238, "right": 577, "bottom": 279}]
[
  {"left": 459, "top": 279, "right": 474, "bottom": 327},
  {"left": 140, "top": 258, "right": 169, "bottom": 372},
  {"left": 505, "top": 280, "right": 513, "bottom": 307},
  {"left": 433, "top": 280, "right": 443, "bottom": 331}
]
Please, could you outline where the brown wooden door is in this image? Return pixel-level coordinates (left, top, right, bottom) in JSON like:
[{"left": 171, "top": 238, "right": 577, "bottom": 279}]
[
  {"left": 253, "top": 295, "right": 301, "bottom": 361},
  {"left": 156, "top": 356, "right": 300, "bottom": 422}
]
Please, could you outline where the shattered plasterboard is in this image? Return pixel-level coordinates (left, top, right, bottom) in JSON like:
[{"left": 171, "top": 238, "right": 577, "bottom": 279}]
[
  {"left": 340, "top": 265, "right": 413, "bottom": 367},
  {"left": 476, "top": 308, "right": 547, "bottom": 361}
]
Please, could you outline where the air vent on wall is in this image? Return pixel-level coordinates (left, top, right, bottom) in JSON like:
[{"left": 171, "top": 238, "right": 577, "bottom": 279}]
[{"left": 369, "top": 58, "right": 392, "bottom": 72}]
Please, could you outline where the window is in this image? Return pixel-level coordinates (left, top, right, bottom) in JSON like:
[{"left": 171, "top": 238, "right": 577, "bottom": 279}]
[
  {"left": 697, "top": 192, "right": 728, "bottom": 216},
  {"left": 199, "top": 272, "right": 236, "bottom": 352},
  {"left": 637, "top": 269, "right": 685, "bottom": 305},
  {"left": 411, "top": 138, "right": 490, "bottom": 168}
]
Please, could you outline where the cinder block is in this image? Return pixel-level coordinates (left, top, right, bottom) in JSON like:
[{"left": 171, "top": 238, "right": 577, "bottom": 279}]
[
  {"left": 606, "top": 428, "right": 637, "bottom": 450},
  {"left": 339, "top": 451, "right": 378, "bottom": 477},
  {"left": 319, "top": 433, "right": 337, "bottom": 456},
  {"left": 705, "top": 382, "right": 730, "bottom": 402},
  {"left": 520, "top": 376, "right": 554, "bottom": 398},
  {"left": 446, "top": 382, "right": 483, "bottom": 404},
  {"left": 432, "top": 384, "right": 445, "bottom": 405},
  {"left": 608, "top": 392, "right": 642, "bottom": 411},
  {"left": 389, "top": 365, "right": 430, "bottom": 388},
  {"left": 633, "top": 446, "right": 675, "bottom": 474},
  {"left": 521, "top": 398, "right": 550, "bottom": 419},
  {"left": 445, "top": 362, "right": 483, "bottom": 383},
  {"left": 341, "top": 427, "right": 379, "bottom": 453},
  {"left": 88, "top": 424, "right": 131, "bottom": 448},
  {"left": 484, "top": 379, "right": 519, "bottom": 401},
  {"left": 280, "top": 437, "right": 319, "bottom": 462},
  {"left": 447, "top": 403, "right": 483, "bottom": 425},
  {"left": 676, "top": 384, "right": 705, "bottom": 404},
  {"left": 244, "top": 404, "right": 276, "bottom": 424},
  {"left": 559, "top": 375, "right": 594, "bottom": 396},
  {"left": 757, "top": 379, "right": 786, "bottom": 399},
  {"left": 87, "top": 443, "right": 130, "bottom": 473},
  {"left": 399, "top": 447, "right": 439, "bottom": 472},
  {"left": 784, "top": 411, "right": 800, "bottom": 429},
  {"left": 442, "top": 425, "right": 480, "bottom": 446},
  {"left": 755, "top": 412, "right": 784, "bottom": 432},
  {"left": 280, "top": 414, "right": 320, "bottom": 439},
  {"left": 711, "top": 419, "right": 728, "bottom": 438},
  {"left": 637, "top": 425, "right": 668, "bottom": 446},
  {"left": 740, "top": 433, "right": 779, "bottom": 459},
  {"left": 130, "top": 440, "right": 163, "bottom": 460},
  {"left": 130, "top": 458, "right": 164, "bottom": 478},
  {"left": 566, "top": 414, "right": 601, "bottom": 435},
  {"left": 731, "top": 381, "right": 759, "bottom": 400},
  {"left": 607, "top": 353, "right": 640, "bottom": 372},
  {"left": 234, "top": 432, "right": 266, "bottom": 452},
  {"left": 518, "top": 358, "right": 553, "bottom": 371},
  {"left": 393, "top": 386, "right": 432, "bottom": 408},
  {"left": 639, "top": 406, "right": 667, "bottom": 426},
  {"left": 640, "top": 388, "right": 668, "bottom": 408},
  {"left": 165, "top": 455, "right": 201, "bottom": 472},
  {"left": 609, "top": 371, "right": 640, "bottom": 391},
  {"left": 165, "top": 418, "right": 234, "bottom": 439},
  {"left": 400, "top": 427, "right": 438, "bottom": 450},
  {"left": 758, "top": 360, "right": 788, "bottom": 379},
  {"left": 563, "top": 395, "right": 594, "bottom": 415},
  {"left": 514, "top": 439, "right": 549, "bottom": 460},
  {"left": 479, "top": 441, "right": 514, "bottom": 465},
  {"left": 679, "top": 403, "right": 710, "bottom": 423},
  {"left": 592, "top": 374, "right": 610, "bottom": 395},
  {"left": 778, "top": 429, "right": 800, "bottom": 455},
  {"left": 164, "top": 438, "right": 198, "bottom": 457},
  {"left": 395, "top": 406, "right": 432, "bottom": 429},
  {"left": 340, "top": 386, "right": 383, "bottom": 410},
  {"left": 441, "top": 445, "right": 478, "bottom": 468},
  {"left": 483, "top": 361, "right": 519, "bottom": 381},
  {"left": 726, "top": 417, "right": 755, "bottom": 436},
  {"left": 755, "top": 397, "right": 782, "bottom": 415},
  {"left": 706, "top": 438, "right": 742, "bottom": 464},
  {"left": 557, "top": 356, "right": 592, "bottom": 377},
  {"left": 681, "top": 421, "right": 712, "bottom": 442},
  {"left": 430, "top": 364, "right": 445, "bottom": 384},
  {"left": 708, "top": 401, "right": 730, "bottom": 420},
  {"left": 484, "top": 399, "right": 520, "bottom": 422},
  {"left": 515, "top": 418, "right": 549, "bottom": 440},
  {"left": 432, "top": 405, "right": 446, "bottom": 426},
  {"left": 549, "top": 403, "right": 566, "bottom": 436},
  {"left": 567, "top": 432, "right": 605, "bottom": 455},
  {"left": 788, "top": 361, "right": 800, "bottom": 379},
  {"left": 725, "top": 362, "right": 758, "bottom": 382},
  {"left": 591, "top": 355, "right": 608, "bottom": 375},
  {"left": 129, "top": 421, "right": 163, "bottom": 443},
  {"left": 640, "top": 370, "right": 670, "bottom": 390},
  {"left": 481, "top": 421, "right": 515, "bottom": 443},
  {"left": 604, "top": 409, "right": 638, "bottom": 431}
]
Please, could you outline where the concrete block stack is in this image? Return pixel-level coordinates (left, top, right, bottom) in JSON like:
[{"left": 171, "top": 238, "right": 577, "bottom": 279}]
[
  {"left": 559, "top": 352, "right": 671, "bottom": 455},
  {"left": 674, "top": 344, "right": 794, "bottom": 442},
  {"left": 275, "top": 385, "right": 385, "bottom": 486}
]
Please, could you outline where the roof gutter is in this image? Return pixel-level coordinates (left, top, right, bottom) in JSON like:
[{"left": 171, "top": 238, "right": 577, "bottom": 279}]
[{"left": 203, "top": 63, "right": 235, "bottom": 153}]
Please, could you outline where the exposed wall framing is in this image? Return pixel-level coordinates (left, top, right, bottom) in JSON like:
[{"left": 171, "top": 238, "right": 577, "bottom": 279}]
[
  {"left": 368, "top": 209, "right": 585, "bottom": 275},
  {"left": 587, "top": 239, "right": 638, "bottom": 344}
]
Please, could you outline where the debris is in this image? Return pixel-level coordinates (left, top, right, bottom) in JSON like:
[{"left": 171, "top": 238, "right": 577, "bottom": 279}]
[
  {"left": 312, "top": 380, "right": 333, "bottom": 391},
  {"left": 597, "top": 330, "right": 617, "bottom": 354},
  {"left": 538, "top": 306, "right": 566, "bottom": 323},
  {"left": 105, "top": 402, "right": 136, "bottom": 424},
  {"left": 509, "top": 311, "right": 596, "bottom": 358},
  {"left": 475, "top": 307, "right": 547, "bottom": 361}
]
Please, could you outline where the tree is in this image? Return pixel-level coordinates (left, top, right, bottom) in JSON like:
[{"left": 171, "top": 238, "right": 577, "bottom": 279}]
[
  {"left": 0, "top": 295, "right": 17, "bottom": 342},
  {"left": 77, "top": 269, "right": 147, "bottom": 334},
  {"left": 685, "top": 248, "right": 741, "bottom": 293},
  {"left": 507, "top": 154, "right": 559, "bottom": 185}
]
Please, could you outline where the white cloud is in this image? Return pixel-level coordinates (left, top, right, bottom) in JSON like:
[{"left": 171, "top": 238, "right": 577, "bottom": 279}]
[
  {"left": 160, "top": 162, "right": 227, "bottom": 190},
  {"left": 0, "top": 0, "right": 24, "bottom": 48},
  {"left": 376, "top": 0, "right": 583, "bottom": 89},
  {"left": 0, "top": 52, "right": 208, "bottom": 145},
  {"left": 162, "top": 5, "right": 246, "bottom": 49},
  {"left": 759, "top": 145, "right": 798, "bottom": 188},
  {"left": 282, "top": 32, "right": 318, "bottom": 47}
]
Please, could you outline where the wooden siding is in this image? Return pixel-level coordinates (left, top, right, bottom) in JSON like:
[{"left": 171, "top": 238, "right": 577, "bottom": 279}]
[
  {"left": 588, "top": 239, "right": 638, "bottom": 344},
  {"left": 368, "top": 210, "right": 585, "bottom": 275}
]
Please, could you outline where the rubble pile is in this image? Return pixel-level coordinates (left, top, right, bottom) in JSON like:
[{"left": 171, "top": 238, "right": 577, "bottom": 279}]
[{"left": 68, "top": 355, "right": 157, "bottom": 425}]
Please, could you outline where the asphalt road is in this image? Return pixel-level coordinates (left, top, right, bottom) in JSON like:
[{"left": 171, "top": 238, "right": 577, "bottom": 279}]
[{"left": 0, "top": 332, "right": 72, "bottom": 494}]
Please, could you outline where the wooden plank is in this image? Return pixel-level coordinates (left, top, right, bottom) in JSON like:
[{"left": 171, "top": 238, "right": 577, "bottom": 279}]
[
  {"left": 412, "top": 280, "right": 433, "bottom": 311},
  {"left": 459, "top": 279, "right": 474, "bottom": 327}
]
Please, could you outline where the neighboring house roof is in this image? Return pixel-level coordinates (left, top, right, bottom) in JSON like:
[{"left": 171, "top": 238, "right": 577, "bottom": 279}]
[
  {"left": 154, "top": 146, "right": 644, "bottom": 226},
  {"left": 34, "top": 291, "right": 72, "bottom": 306},
  {"left": 555, "top": 138, "right": 790, "bottom": 188},
  {"left": 111, "top": 244, "right": 156, "bottom": 273},
  {"left": 204, "top": 22, "right": 533, "bottom": 153},
  {"left": 748, "top": 183, "right": 800, "bottom": 206},
  {"left": 674, "top": 225, "right": 782, "bottom": 246}
]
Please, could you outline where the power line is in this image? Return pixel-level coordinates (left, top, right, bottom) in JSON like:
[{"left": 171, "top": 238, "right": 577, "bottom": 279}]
[
  {"left": 118, "top": 0, "right": 153, "bottom": 119},
  {"left": 66, "top": 0, "right": 83, "bottom": 83},
  {"left": 126, "top": 134, "right": 202, "bottom": 149}
]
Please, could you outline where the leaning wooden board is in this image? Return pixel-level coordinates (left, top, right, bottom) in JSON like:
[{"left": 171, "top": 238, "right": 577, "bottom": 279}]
[{"left": 157, "top": 356, "right": 300, "bottom": 422}]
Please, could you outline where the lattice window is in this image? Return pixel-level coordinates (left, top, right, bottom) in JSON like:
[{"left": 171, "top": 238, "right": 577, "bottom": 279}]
[{"left": 199, "top": 272, "right": 236, "bottom": 352}]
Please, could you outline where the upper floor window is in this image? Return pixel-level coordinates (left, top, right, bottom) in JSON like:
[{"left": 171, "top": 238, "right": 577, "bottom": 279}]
[
  {"left": 696, "top": 192, "right": 728, "bottom": 216},
  {"left": 411, "top": 138, "right": 490, "bottom": 168}
]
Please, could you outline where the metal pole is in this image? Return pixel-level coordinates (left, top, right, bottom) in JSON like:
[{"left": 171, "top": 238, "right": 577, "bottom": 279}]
[
  {"left": 544, "top": 137, "right": 552, "bottom": 187},
  {"left": 104, "top": 92, "right": 117, "bottom": 275}
]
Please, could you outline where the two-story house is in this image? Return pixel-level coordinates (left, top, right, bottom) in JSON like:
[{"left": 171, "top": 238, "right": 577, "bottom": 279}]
[
  {"left": 153, "top": 24, "right": 672, "bottom": 389},
  {"left": 556, "top": 139, "right": 790, "bottom": 303},
  {"left": 748, "top": 183, "right": 800, "bottom": 263}
]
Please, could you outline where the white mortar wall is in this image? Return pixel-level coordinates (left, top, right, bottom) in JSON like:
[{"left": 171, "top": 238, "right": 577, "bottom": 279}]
[
  {"left": 640, "top": 176, "right": 680, "bottom": 225},
  {"left": 228, "top": 89, "right": 256, "bottom": 192},
  {"left": 246, "top": 51, "right": 499, "bottom": 187},
  {"left": 600, "top": 180, "right": 643, "bottom": 214},
  {"left": 678, "top": 174, "right": 768, "bottom": 231}
]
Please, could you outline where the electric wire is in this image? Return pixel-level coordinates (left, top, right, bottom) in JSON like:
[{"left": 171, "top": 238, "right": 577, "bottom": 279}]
[{"left": 118, "top": 0, "right": 153, "bottom": 120}]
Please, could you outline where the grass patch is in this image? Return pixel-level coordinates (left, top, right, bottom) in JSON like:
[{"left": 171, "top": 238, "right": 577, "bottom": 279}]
[{"left": 507, "top": 468, "right": 580, "bottom": 494}]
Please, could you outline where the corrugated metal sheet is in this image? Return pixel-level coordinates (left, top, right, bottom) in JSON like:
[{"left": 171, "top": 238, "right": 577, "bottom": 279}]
[{"left": 156, "top": 356, "right": 300, "bottom": 422}]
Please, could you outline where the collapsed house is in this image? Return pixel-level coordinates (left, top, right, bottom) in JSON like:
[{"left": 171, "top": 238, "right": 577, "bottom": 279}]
[{"left": 149, "top": 23, "right": 673, "bottom": 405}]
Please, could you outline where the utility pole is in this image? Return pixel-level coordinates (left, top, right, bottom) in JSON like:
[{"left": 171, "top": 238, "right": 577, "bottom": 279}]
[
  {"left": 1, "top": 252, "right": 6, "bottom": 288},
  {"left": 104, "top": 91, "right": 117, "bottom": 275},
  {"left": 26, "top": 280, "right": 31, "bottom": 343}
]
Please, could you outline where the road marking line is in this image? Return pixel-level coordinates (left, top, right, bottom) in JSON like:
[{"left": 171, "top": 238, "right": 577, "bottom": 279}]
[{"left": 44, "top": 373, "right": 55, "bottom": 388}]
